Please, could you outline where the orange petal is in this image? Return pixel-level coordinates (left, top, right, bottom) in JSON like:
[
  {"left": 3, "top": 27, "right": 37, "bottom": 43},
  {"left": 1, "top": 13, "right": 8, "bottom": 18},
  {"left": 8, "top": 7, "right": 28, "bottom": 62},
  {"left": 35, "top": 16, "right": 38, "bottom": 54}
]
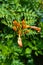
[
  {"left": 12, "top": 26, "right": 17, "bottom": 31},
  {"left": 22, "top": 20, "right": 26, "bottom": 25},
  {"left": 13, "top": 20, "right": 17, "bottom": 26},
  {"left": 26, "top": 25, "right": 31, "bottom": 28},
  {"left": 17, "top": 22, "right": 20, "bottom": 28},
  {"left": 22, "top": 25, "right": 26, "bottom": 29}
]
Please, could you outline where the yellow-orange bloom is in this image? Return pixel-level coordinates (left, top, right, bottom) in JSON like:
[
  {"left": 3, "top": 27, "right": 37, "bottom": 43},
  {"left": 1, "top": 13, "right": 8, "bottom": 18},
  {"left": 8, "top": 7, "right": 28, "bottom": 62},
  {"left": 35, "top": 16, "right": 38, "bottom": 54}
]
[
  {"left": 12, "top": 26, "right": 17, "bottom": 31},
  {"left": 17, "top": 22, "right": 20, "bottom": 28},
  {"left": 13, "top": 20, "right": 17, "bottom": 26},
  {"left": 22, "top": 20, "right": 26, "bottom": 25},
  {"left": 22, "top": 25, "right": 30, "bottom": 29}
]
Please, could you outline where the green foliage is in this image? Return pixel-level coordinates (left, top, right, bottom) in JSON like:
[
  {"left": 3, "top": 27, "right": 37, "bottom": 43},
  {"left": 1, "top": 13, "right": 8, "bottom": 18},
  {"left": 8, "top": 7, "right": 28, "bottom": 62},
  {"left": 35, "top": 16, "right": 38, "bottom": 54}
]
[{"left": 0, "top": 0, "right": 43, "bottom": 65}]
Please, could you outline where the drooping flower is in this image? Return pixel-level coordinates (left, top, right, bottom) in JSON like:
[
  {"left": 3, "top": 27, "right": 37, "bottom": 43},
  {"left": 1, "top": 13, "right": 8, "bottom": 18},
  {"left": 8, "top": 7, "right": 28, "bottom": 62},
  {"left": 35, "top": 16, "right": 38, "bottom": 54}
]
[
  {"left": 17, "top": 34, "right": 23, "bottom": 47},
  {"left": 30, "top": 26, "right": 41, "bottom": 32}
]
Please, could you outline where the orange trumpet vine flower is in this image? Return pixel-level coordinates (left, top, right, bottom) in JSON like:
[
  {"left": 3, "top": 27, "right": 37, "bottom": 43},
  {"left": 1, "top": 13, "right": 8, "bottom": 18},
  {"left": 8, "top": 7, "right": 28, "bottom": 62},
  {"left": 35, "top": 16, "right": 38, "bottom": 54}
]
[
  {"left": 12, "top": 26, "right": 17, "bottom": 31},
  {"left": 22, "top": 20, "right": 30, "bottom": 29},
  {"left": 17, "top": 34, "right": 23, "bottom": 47},
  {"left": 30, "top": 26, "right": 41, "bottom": 32},
  {"left": 13, "top": 20, "right": 17, "bottom": 26},
  {"left": 12, "top": 19, "right": 41, "bottom": 47}
]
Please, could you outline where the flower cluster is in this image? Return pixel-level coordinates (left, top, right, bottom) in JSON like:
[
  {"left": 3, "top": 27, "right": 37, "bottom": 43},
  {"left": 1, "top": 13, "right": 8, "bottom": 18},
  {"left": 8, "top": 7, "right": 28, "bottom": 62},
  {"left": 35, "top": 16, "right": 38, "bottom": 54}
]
[{"left": 12, "top": 20, "right": 41, "bottom": 47}]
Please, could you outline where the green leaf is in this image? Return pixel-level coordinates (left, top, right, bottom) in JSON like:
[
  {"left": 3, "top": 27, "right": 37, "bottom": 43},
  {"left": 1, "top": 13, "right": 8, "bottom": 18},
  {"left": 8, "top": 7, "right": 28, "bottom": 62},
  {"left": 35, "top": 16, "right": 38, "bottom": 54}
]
[{"left": 25, "top": 48, "right": 31, "bottom": 54}]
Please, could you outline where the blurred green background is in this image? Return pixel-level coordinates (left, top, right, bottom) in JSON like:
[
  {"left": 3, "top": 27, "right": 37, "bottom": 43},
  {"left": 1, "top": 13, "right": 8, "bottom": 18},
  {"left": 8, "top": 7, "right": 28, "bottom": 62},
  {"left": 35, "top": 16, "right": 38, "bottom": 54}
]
[{"left": 0, "top": 0, "right": 43, "bottom": 65}]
